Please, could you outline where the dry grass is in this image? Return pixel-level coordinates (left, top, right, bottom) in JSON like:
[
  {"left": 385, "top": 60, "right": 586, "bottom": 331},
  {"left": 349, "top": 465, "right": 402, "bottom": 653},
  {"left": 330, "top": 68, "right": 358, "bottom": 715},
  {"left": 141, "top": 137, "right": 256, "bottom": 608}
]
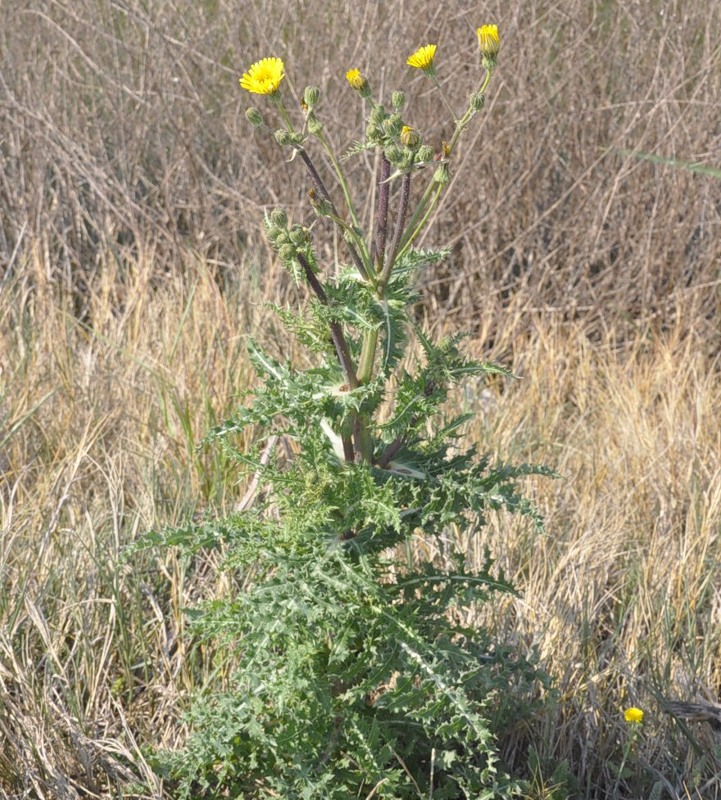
[{"left": 1, "top": 0, "right": 721, "bottom": 797}]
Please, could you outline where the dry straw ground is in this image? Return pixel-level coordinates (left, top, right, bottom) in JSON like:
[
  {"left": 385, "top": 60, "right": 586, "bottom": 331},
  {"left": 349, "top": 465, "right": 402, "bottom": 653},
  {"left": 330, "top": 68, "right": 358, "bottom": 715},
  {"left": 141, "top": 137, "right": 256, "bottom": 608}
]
[{"left": 1, "top": 0, "right": 720, "bottom": 798}]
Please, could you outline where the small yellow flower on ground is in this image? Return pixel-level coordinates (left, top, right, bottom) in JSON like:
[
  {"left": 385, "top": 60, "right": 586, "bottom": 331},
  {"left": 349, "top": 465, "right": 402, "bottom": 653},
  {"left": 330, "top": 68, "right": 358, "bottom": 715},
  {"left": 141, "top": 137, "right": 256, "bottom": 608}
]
[
  {"left": 240, "top": 57, "right": 285, "bottom": 96},
  {"left": 406, "top": 44, "right": 437, "bottom": 74},
  {"left": 477, "top": 25, "right": 500, "bottom": 60},
  {"left": 624, "top": 707, "right": 644, "bottom": 724}
]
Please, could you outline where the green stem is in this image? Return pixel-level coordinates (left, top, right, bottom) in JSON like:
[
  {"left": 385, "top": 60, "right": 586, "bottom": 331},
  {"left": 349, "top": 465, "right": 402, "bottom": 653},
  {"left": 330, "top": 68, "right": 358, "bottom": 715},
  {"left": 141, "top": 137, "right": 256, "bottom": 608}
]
[
  {"left": 395, "top": 67, "right": 495, "bottom": 258},
  {"left": 351, "top": 325, "right": 380, "bottom": 465},
  {"left": 298, "top": 150, "right": 371, "bottom": 283},
  {"left": 372, "top": 154, "right": 391, "bottom": 274},
  {"left": 381, "top": 172, "right": 411, "bottom": 290},
  {"left": 394, "top": 183, "right": 443, "bottom": 262},
  {"left": 296, "top": 252, "right": 359, "bottom": 391},
  {"left": 357, "top": 328, "right": 379, "bottom": 385},
  {"left": 272, "top": 94, "right": 295, "bottom": 132},
  {"left": 315, "top": 129, "right": 372, "bottom": 272},
  {"left": 352, "top": 416, "right": 374, "bottom": 464},
  {"left": 431, "top": 75, "right": 458, "bottom": 120}
]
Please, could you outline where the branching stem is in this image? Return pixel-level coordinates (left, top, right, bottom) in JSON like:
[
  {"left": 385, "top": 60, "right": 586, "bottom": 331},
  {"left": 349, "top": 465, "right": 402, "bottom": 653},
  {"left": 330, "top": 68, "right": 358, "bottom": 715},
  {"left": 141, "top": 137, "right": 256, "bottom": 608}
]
[{"left": 298, "top": 149, "right": 371, "bottom": 282}]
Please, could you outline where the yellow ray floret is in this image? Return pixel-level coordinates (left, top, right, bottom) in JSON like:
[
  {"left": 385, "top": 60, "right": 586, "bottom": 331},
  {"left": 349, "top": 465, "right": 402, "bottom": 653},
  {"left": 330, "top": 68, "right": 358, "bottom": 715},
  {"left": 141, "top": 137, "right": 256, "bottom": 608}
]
[
  {"left": 406, "top": 44, "right": 437, "bottom": 71},
  {"left": 240, "top": 57, "right": 285, "bottom": 95},
  {"left": 476, "top": 25, "right": 500, "bottom": 59}
]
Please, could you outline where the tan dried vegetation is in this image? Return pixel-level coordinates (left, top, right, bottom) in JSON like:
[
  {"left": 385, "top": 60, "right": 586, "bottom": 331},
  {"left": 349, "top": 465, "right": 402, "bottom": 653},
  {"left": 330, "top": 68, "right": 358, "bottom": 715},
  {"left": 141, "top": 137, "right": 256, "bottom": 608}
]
[{"left": 1, "top": 1, "right": 720, "bottom": 797}]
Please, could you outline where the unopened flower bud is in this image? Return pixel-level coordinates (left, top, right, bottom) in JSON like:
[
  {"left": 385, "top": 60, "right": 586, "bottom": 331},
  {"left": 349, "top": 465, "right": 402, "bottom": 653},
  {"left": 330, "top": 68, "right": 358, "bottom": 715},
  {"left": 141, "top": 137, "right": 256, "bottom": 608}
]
[
  {"left": 385, "top": 113, "right": 404, "bottom": 138},
  {"left": 470, "top": 92, "right": 486, "bottom": 112},
  {"left": 384, "top": 143, "right": 404, "bottom": 165},
  {"left": 391, "top": 90, "right": 406, "bottom": 109},
  {"left": 278, "top": 243, "right": 297, "bottom": 262},
  {"left": 416, "top": 144, "right": 434, "bottom": 163},
  {"left": 433, "top": 163, "right": 450, "bottom": 185},
  {"left": 399, "top": 153, "right": 415, "bottom": 172},
  {"left": 269, "top": 208, "right": 288, "bottom": 228},
  {"left": 308, "top": 188, "right": 333, "bottom": 217},
  {"left": 245, "top": 107, "right": 263, "bottom": 127},
  {"left": 366, "top": 124, "right": 383, "bottom": 142},
  {"left": 304, "top": 85, "right": 321, "bottom": 108},
  {"left": 400, "top": 125, "right": 420, "bottom": 148},
  {"left": 288, "top": 226, "right": 307, "bottom": 246},
  {"left": 265, "top": 226, "right": 283, "bottom": 243},
  {"left": 369, "top": 104, "right": 386, "bottom": 126},
  {"left": 307, "top": 113, "right": 323, "bottom": 135},
  {"left": 275, "top": 129, "right": 293, "bottom": 146}
]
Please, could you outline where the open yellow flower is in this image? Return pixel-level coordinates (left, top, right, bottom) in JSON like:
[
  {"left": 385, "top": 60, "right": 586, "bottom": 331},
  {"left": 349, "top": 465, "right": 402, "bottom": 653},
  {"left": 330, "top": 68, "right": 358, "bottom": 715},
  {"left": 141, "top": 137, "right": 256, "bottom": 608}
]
[
  {"left": 624, "top": 707, "right": 644, "bottom": 724},
  {"left": 406, "top": 44, "right": 437, "bottom": 74},
  {"left": 346, "top": 68, "right": 366, "bottom": 90},
  {"left": 240, "top": 57, "right": 285, "bottom": 96},
  {"left": 477, "top": 25, "right": 500, "bottom": 61}
]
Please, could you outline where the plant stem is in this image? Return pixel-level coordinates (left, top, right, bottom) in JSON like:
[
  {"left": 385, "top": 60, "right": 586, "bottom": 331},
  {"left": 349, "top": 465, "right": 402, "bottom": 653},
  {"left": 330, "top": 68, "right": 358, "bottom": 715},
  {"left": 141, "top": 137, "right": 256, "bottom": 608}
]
[
  {"left": 395, "top": 67, "right": 495, "bottom": 257},
  {"left": 381, "top": 172, "right": 411, "bottom": 289},
  {"left": 298, "top": 149, "right": 371, "bottom": 282},
  {"left": 357, "top": 328, "right": 378, "bottom": 386},
  {"left": 296, "top": 252, "right": 359, "bottom": 391},
  {"left": 314, "top": 129, "right": 372, "bottom": 274},
  {"left": 394, "top": 183, "right": 443, "bottom": 262},
  {"left": 372, "top": 155, "right": 391, "bottom": 274}
]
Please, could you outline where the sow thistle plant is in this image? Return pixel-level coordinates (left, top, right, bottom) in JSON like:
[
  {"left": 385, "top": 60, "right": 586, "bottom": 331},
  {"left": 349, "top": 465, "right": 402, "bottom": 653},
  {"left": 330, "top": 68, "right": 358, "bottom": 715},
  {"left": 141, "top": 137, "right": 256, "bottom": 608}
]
[{"left": 156, "top": 25, "right": 551, "bottom": 799}]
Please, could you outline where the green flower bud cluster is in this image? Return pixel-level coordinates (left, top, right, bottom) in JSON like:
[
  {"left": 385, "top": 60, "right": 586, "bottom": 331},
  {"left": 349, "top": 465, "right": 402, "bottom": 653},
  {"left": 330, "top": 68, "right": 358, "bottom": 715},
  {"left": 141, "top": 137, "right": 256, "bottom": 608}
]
[
  {"left": 365, "top": 104, "right": 387, "bottom": 145},
  {"left": 383, "top": 113, "right": 404, "bottom": 139},
  {"left": 382, "top": 129, "right": 434, "bottom": 174},
  {"left": 369, "top": 105, "right": 386, "bottom": 126},
  {"left": 265, "top": 210, "right": 314, "bottom": 267},
  {"left": 275, "top": 129, "right": 305, "bottom": 147},
  {"left": 384, "top": 145, "right": 415, "bottom": 174}
]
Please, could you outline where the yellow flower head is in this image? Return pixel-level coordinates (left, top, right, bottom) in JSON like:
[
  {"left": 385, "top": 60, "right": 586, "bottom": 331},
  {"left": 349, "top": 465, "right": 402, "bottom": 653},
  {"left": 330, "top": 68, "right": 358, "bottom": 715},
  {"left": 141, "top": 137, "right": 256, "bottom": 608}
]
[
  {"left": 406, "top": 44, "right": 437, "bottom": 75},
  {"left": 624, "top": 707, "right": 644, "bottom": 724},
  {"left": 400, "top": 125, "right": 420, "bottom": 148},
  {"left": 240, "top": 57, "right": 285, "bottom": 96},
  {"left": 345, "top": 68, "right": 369, "bottom": 93},
  {"left": 477, "top": 25, "right": 500, "bottom": 62}
]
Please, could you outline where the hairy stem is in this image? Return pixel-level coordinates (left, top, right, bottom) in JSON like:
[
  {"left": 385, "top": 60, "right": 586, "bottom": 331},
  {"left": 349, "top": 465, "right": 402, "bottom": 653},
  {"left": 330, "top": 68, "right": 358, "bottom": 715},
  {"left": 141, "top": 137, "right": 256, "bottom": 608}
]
[
  {"left": 296, "top": 252, "right": 359, "bottom": 391},
  {"left": 313, "top": 130, "right": 373, "bottom": 275},
  {"left": 382, "top": 172, "right": 411, "bottom": 288},
  {"left": 298, "top": 149, "right": 371, "bottom": 282},
  {"left": 372, "top": 155, "right": 391, "bottom": 273}
]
